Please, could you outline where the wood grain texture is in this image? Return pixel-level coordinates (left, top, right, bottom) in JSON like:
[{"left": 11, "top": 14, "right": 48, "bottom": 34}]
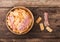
[
  {"left": 0, "top": 39, "right": 60, "bottom": 42},
  {"left": 0, "top": 0, "right": 60, "bottom": 42},
  {"left": 0, "top": 0, "right": 60, "bottom": 7},
  {"left": 0, "top": 7, "right": 60, "bottom": 40}
]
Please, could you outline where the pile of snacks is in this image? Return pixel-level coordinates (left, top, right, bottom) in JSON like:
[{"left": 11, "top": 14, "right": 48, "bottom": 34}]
[{"left": 7, "top": 8, "right": 33, "bottom": 34}]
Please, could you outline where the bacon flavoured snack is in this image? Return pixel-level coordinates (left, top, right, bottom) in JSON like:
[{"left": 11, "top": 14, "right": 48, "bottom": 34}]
[
  {"left": 39, "top": 23, "right": 44, "bottom": 31},
  {"left": 46, "top": 26, "right": 53, "bottom": 32},
  {"left": 6, "top": 7, "right": 34, "bottom": 35},
  {"left": 44, "top": 12, "right": 50, "bottom": 26},
  {"left": 36, "top": 17, "right": 42, "bottom": 24},
  {"left": 44, "top": 12, "right": 53, "bottom": 32}
]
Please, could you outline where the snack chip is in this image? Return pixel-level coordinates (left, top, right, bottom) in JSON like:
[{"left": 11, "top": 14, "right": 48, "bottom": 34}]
[
  {"left": 46, "top": 26, "right": 53, "bottom": 32},
  {"left": 36, "top": 17, "right": 42, "bottom": 24},
  {"left": 39, "top": 23, "right": 44, "bottom": 31}
]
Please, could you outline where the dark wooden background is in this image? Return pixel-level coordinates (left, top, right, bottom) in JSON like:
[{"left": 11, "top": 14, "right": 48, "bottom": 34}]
[{"left": 0, "top": 0, "right": 60, "bottom": 42}]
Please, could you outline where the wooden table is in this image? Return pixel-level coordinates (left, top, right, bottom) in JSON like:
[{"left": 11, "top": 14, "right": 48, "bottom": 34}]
[{"left": 0, "top": 0, "right": 60, "bottom": 42}]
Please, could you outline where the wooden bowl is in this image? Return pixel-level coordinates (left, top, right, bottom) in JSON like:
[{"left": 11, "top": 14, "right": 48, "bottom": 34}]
[{"left": 6, "top": 6, "right": 34, "bottom": 35}]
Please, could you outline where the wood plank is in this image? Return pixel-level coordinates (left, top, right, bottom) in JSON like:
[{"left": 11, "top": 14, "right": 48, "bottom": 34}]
[
  {"left": 0, "top": 39, "right": 60, "bottom": 42},
  {"left": 0, "top": 7, "right": 60, "bottom": 39},
  {"left": 0, "top": 0, "right": 60, "bottom": 7}
]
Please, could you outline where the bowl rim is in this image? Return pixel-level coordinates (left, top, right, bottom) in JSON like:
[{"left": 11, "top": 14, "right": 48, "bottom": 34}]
[{"left": 6, "top": 6, "right": 34, "bottom": 35}]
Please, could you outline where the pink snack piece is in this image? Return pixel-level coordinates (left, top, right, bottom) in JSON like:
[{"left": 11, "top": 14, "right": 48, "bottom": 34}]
[
  {"left": 18, "top": 23, "right": 25, "bottom": 31},
  {"left": 44, "top": 12, "right": 50, "bottom": 26},
  {"left": 10, "top": 16, "right": 14, "bottom": 23},
  {"left": 8, "top": 15, "right": 14, "bottom": 28},
  {"left": 18, "top": 15, "right": 30, "bottom": 31},
  {"left": 12, "top": 24, "right": 16, "bottom": 31}
]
